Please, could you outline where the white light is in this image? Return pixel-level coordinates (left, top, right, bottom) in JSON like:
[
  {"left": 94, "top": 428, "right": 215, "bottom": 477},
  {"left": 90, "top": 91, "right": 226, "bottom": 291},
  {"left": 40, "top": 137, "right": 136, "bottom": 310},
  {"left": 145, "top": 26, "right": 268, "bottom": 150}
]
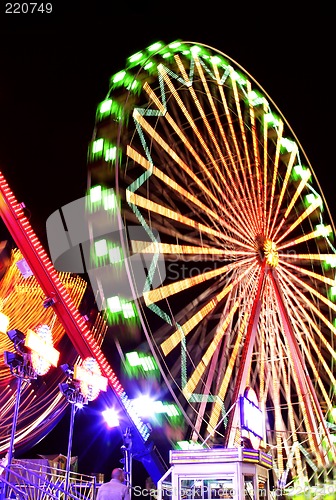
[
  {"left": 102, "top": 408, "right": 120, "bottom": 428},
  {"left": 107, "top": 296, "right": 122, "bottom": 312},
  {"left": 95, "top": 239, "right": 108, "bottom": 257},
  {"left": 132, "top": 395, "right": 156, "bottom": 417}
]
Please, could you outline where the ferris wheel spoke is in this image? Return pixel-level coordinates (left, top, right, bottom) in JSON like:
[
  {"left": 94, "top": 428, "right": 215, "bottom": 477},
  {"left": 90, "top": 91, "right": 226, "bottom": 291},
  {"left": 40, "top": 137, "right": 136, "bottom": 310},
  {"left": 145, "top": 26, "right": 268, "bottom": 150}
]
[
  {"left": 276, "top": 271, "right": 336, "bottom": 369},
  {"left": 277, "top": 226, "right": 333, "bottom": 252},
  {"left": 143, "top": 258, "right": 253, "bottom": 306},
  {"left": 269, "top": 143, "right": 299, "bottom": 238},
  {"left": 286, "top": 301, "right": 334, "bottom": 393},
  {"left": 142, "top": 76, "right": 225, "bottom": 203},
  {"left": 245, "top": 80, "right": 264, "bottom": 224},
  {"left": 273, "top": 169, "right": 315, "bottom": 242},
  {"left": 132, "top": 108, "right": 222, "bottom": 203},
  {"left": 183, "top": 267, "right": 259, "bottom": 410},
  {"left": 212, "top": 64, "right": 263, "bottom": 230},
  {"left": 207, "top": 311, "right": 250, "bottom": 434},
  {"left": 269, "top": 331, "right": 286, "bottom": 475},
  {"left": 228, "top": 68, "right": 261, "bottom": 227},
  {"left": 160, "top": 262, "right": 255, "bottom": 357},
  {"left": 212, "top": 65, "right": 257, "bottom": 209},
  {"left": 126, "top": 145, "right": 254, "bottom": 242},
  {"left": 127, "top": 190, "right": 255, "bottom": 253},
  {"left": 280, "top": 252, "right": 336, "bottom": 264},
  {"left": 280, "top": 259, "right": 336, "bottom": 287},
  {"left": 131, "top": 240, "right": 254, "bottom": 259},
  {"left": 183, "top": 55, "right": 260, "bottom": 232},
  {"left": 265, "top": 120, "right": 284, "bottom": 237},
  {"left": 278, "top": 355, "right": 304, "bottom": 479},
  {"left": 153, "top": 65, "right": 259, "bottom": 234},
  {"left": 278, "top": 264, "right": 336, "bottom": 318},
  {"left": 277, "top": 335, "right": 323, "bottom": 467}
]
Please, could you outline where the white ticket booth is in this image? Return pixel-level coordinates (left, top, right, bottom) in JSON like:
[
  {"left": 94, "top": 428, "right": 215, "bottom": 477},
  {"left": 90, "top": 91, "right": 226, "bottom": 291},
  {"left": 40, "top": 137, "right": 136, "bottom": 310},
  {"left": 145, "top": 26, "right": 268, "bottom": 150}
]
[{"left": 157, "top": 447, "right": 272, "bottom": 499}]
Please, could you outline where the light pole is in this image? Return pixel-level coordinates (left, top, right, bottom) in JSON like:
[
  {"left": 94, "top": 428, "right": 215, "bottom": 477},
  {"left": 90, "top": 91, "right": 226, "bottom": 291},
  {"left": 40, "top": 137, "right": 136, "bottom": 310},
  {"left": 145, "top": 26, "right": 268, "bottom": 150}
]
[
  {"left": 59, "top": 369, "right": 87, "bottom": 500},
  {"left": 59, "top": 358, "right": 108, "bottom": 500},
  {"left": 3, "top": 340, "right": 36, "bottom": 498},
  {"left": 121, "top": 427, "right": 133, "bottom": 497}
]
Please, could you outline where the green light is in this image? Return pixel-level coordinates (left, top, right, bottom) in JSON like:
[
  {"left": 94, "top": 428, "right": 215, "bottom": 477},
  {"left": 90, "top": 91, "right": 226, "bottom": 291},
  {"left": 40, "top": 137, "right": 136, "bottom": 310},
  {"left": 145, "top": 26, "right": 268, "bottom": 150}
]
[
  {"left": 147, "top": 42, "right": 163, "bottom": 52},
  {"left": 168, "top": 41, "right": 181, "bottom": 49},
  {"left": 89, "top": 185, "right": 102, "bottom": 203},
  {"left": 315, "top": 223, "right": 331, "bottom": 237},
  {"left": 124, "top": 351, "right": 159, "bottom": 379},
  {"left": 121, "top": 301, "right": 135, "bottom": 319},
  {"left": 141, "top": 356, "right": 155, "bottom": 371},
  {"left": 130, "top": 80, "right": 141, "bottom": 92},
  {"left": 105, "top": 146, "right": 117, "bottom": 162},
  {"left": 305, "top": 193, "right": 323, "bottom": 209},
  {"left": 99, "top": 99, "right": 112, "bottom": 114},
  {"left": 95, "top": 239, "right": 108, "bottom": 257},
  {"left": 144, "top": 61, "right": 154, "bottom": 70},
  {"left": 329, "top": 285, "right": 336, "bottom": 299},
  {"left": 211, "top": 55, "right": 221, "bottom": 65},
  {"left": 102, "top": 190, "right": 117, "bottom": 211},
  {"left": 92, "top": 138, "right": 104, "bottom": 154},
  {"left": 264, "top": 112, "right": 280, "bottom": 128},
  {"left": 126, "top": 352, "right": 140, "bottom": 367},
  {"left": 292, "top": 164, "right": 311, "bottom": 181},
  {"left": 89, "top": 139, "right": 120, "bottom": 165},
  {"left": 107, "top": 295, "right": 122, "bottom": 312},
  {"left": 128, "top": 52, "right": 144, "bottom": 63},
  {"left": 106, "top": 297, "right": 139, "bottom": 325},
  {"left": 153, "top": 400, "right": 166, "bottom": 413},
  {"left": 109, "top": 246, "right": 122, "bottom": 264},
  {"left": 176, "top": 440, "right": 203, "bottom": 450},
  {"left": 112, "top": 70, "right": 126, "bottom": 84},
  {"left": 331, "top": 407, "right": 336, "bottom": 422},
  {"left": 247, "top": 90, "right": 266, "bottom": 107},
  {"left": 231, "top": 71, "right": 247, "bottom": 86},
  {"left": 165, "top": 403, "right": 179, "bottom": 417},
  {"left": 190, "top": 45, "right": 202, "bottom": 55},
  {"left": 323, "top": 255, "right": 336, "bottom": 269},
  {"left": 280, "top": 137, "right": 297, "bottom": 153}
]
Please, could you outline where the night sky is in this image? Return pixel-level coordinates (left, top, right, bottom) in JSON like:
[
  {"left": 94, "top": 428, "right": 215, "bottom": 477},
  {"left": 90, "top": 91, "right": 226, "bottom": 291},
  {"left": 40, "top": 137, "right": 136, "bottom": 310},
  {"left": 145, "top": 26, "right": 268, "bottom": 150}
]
[{"left": 0, "top": 3, "right": 334, "bottom": 487}]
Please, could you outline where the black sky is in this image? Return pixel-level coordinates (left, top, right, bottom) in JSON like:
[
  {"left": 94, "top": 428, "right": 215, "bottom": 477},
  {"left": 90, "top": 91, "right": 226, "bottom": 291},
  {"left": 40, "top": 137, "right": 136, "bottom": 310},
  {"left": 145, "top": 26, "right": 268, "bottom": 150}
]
[
  {"left": 0, "top": 6, "right": 334, "bottom": 241},
  {"left": 0, "top": 2, "right": 335, "bottom": 485}
]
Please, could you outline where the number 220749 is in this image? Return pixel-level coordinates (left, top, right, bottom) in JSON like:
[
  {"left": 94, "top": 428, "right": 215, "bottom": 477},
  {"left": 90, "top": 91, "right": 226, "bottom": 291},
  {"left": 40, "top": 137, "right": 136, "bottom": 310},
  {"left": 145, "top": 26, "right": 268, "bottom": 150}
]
[{"left": 5, "top": 3, "right": 52, "bottom": 13}]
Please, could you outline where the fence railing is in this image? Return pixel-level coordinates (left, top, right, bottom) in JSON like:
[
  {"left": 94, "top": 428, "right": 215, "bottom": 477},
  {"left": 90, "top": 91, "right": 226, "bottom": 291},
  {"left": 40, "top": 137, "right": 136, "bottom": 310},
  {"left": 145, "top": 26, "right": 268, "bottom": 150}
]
[{"left": 0, "top": 459, "right": 98, "bottom": 500}]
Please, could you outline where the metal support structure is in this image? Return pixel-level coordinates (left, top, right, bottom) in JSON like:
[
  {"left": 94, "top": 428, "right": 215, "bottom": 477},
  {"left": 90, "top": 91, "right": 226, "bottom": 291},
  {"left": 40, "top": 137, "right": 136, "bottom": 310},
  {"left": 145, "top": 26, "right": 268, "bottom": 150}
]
[
  {"left": 224, "top": 263, "right": 267, "bottom": 448},
  {"left": 3, "top": 356, "right": 36, "bottom": 499},
  {"left": 121, "top": 428, "right": 133, "bottom": 498},
  {"left": 4, "top": 376, "right": 22, "bottom": 498},
  {"left": 65, "top": 402, "right": 78, "bottom": 500},
  {"left": 59, "top": 373, "right": 87, "bottom": 500}
]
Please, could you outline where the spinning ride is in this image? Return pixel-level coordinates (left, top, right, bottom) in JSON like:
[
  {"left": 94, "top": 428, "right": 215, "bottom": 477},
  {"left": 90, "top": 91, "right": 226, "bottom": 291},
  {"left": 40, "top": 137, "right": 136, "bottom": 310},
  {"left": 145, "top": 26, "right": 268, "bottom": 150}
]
[{"left": 87, "top": 40, "right": 336, "bottom": 488}]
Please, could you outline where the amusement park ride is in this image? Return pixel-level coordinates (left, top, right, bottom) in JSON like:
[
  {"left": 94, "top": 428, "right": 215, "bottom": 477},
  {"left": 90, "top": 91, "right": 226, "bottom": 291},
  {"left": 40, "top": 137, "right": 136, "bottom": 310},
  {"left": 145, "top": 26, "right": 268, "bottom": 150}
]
[{"left": 1, "top": 39, "right": 336, "bottom": 499}]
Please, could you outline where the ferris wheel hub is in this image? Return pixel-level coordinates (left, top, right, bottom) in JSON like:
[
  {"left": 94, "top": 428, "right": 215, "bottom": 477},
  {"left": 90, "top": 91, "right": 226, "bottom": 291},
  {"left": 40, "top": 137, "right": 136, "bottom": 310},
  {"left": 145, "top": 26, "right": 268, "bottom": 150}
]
[{"left": 256, "top": 235, "right": 279, "bottom": 267}]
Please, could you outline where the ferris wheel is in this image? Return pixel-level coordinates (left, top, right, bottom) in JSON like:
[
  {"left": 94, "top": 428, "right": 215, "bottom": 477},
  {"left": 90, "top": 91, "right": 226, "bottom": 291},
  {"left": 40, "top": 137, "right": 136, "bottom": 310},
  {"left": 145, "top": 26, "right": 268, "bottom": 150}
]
[{"left": 86, "top": 40, "right": 336, "bottom": 488}]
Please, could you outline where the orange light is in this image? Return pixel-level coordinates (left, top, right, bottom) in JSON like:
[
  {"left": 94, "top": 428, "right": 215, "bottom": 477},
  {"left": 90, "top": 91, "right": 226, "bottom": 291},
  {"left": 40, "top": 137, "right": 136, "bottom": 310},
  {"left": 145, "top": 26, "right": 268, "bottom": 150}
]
[
  {"left": 0, "top": 312, "right": 9, "bottom": 334},
  {"left": 25, "top": 329, "right": 60, "bottom": 367}
]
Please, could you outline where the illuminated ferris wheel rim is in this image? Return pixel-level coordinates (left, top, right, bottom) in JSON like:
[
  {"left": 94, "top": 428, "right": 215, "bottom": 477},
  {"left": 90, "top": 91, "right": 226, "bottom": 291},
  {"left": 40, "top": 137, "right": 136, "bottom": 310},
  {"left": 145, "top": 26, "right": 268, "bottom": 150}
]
[
  {"left": 111, "top": 40, "right": 336, "bottom": 238},
  {"left": 87, "top": 38, "right": 336, "bottom": 486}
]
